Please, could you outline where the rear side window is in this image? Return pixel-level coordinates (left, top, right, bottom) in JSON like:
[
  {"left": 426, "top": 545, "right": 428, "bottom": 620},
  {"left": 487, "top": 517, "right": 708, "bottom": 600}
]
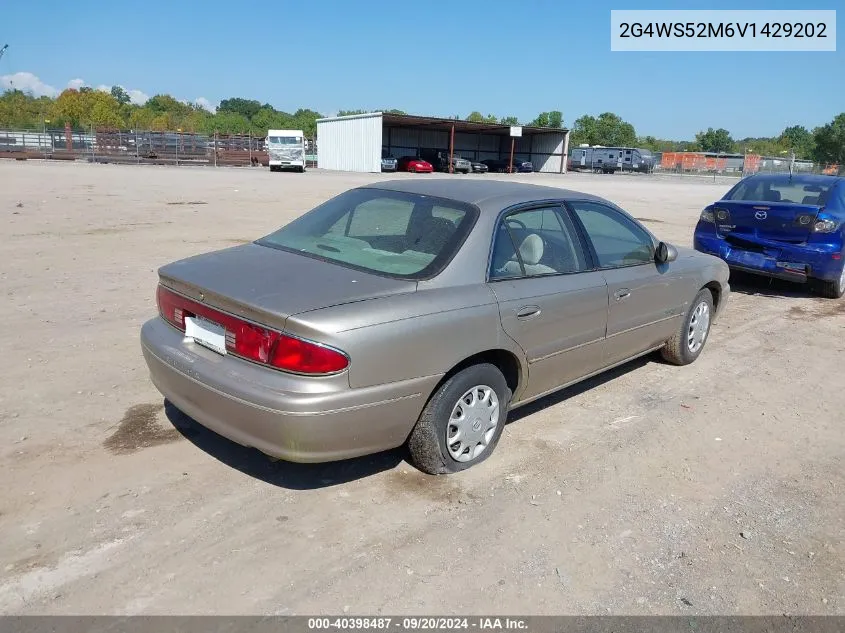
[
  {"left": 490, "top": 206, "right": 587, "bottom": 279},
  {"left": 259, "top": 188, "right": 477, "bottom": 280}
]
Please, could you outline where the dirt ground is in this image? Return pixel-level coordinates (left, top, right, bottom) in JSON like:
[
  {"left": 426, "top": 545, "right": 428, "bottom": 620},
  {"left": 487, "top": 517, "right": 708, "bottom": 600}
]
[{"left": 1, "top": 161, "right": 842, "bottom": 615}]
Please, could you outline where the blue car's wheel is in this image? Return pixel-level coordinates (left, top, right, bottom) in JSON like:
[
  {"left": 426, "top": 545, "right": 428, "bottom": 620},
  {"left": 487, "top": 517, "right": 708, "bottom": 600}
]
[{"left": 815, "top": 263, "right": 845, "bottom": 299}]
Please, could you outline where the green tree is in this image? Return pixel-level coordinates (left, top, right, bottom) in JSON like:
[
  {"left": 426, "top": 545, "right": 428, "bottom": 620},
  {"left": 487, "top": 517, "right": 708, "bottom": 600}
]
[
  {"left": 50, "top": 89, "right": 87, "bottom": 129},
  {"left": 218, "top": 97, "right": 263, "bottom": 119},
  {"left": 128, "top": 107, "right": 156, "bottom": 130},
  {"left": 85, "top": 91, "right": 125, "bottom": 128},
  {"left": 210, "top": 111, "right": 251, "bottom": 134},
  {"left": 572, "top": 113, "right": 636, "bottom": 147},
  {"left": 110, "top": 85, "right": 131, "bottom": 106},
  {"left": 813, "top": 113, "right": 845, "bottom": 164},
  {"left": 0, "top": 91, "right": 51, "bottom": 128},
  {"left": 180, "top": 108, "right": 213, "bottom": 134},
  {"left": 466, "top": 111, "right": 498, "bottom": 124},
  {"left": 145, "top": 94, "right": 191, "bottom": 117},
  {"left": 531, "top": 112, "right": 550, "bottom": 127},
  {"left": 695, "top": 127, "right": 734, "bottom": 153},
  {"left": 547, "top": 111, "right": 563, "bottom": 128},
  {"left": 499, "top": 116, "right": 519, "bottom": 125},
  {"left": 291, "top": 108, "right": 323, "bottom": 136},
  {"left": 779, "top": 125, "right": 814, "bottom": 159},
  {"left": 150, "top": 113, "right": 173, "bottom": 131}
]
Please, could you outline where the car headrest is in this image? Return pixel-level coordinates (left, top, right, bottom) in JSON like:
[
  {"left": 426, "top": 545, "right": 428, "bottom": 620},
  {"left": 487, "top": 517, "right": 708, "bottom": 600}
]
[{"left": 519, "top": 234, "right": 544, "bottom": 266}]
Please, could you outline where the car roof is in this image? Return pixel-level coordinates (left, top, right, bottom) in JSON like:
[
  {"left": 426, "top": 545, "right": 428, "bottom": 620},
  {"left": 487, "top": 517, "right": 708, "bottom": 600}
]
[
  {"left": 744, "top": 173, "right": 842, "bottom": 186},
  {"left": 364, "top": 179, "right": 606, "bottom": 210}
]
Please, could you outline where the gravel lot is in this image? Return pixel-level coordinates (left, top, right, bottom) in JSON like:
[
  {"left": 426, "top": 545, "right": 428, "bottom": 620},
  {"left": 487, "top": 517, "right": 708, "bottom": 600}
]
[{"left": 1, "top": 161, "right": 843, "bottom": 615}]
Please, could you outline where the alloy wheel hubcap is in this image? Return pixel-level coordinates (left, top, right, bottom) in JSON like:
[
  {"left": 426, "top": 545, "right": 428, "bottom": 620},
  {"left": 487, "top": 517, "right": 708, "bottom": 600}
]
[
  {"left": 839, "top": 265, "right": 845, "bottom": 293},
  {"left": 446, "top": 385, "right": 500, "bottom": 462},
  {"left": 687, "top": 301, "right": 711, "bottom": 353}
]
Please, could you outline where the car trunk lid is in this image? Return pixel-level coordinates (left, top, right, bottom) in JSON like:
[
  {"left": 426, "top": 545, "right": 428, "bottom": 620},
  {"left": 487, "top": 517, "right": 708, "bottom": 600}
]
[
  {"left": 158, "top": 243, "right": 417, "bottom": 330},
  {"left": 714, "top": 200, "right": 820, "bottom": 243}
]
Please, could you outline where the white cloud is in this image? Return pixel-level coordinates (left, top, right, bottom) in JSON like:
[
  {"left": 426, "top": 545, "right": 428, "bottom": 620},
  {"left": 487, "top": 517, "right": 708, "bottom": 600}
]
[
  {"left": 94, "top": 83, "right": 149, "bottom": 105},
  {"left": 127, "top": 89, "right": 149, "bottom": 105},
  {"left": 194, "top": 97, "right": 215, "bottom": 112},
  {"left": 0, "top": 72, "right": 59, "bottom": 97},
  {"left": 0, "top": 73, "right": 150, "bottom": 107}
]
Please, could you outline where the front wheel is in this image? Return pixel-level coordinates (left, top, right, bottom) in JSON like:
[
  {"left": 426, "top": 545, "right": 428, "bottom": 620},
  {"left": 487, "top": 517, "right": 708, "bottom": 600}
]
[
  {"left": 661, "top": 289, "right": 714, "bottom": 365},
  {"left": 407, "top": 364, "right": 511, "bottom": 475}
]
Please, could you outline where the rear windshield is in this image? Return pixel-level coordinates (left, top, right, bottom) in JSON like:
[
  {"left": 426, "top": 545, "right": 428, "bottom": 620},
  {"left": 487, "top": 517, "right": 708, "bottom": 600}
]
[
  {"left": 726, "top": 178, "right": 834, "bottom": 205},
  {"left": 257, "top": 188, "right": 478, "bottom": 280}
]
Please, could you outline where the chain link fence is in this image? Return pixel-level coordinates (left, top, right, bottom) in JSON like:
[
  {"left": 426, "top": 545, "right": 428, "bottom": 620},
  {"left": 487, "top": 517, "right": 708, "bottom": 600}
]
[
  {"left": 0, "top": 127, "right": 318, "bottom": 168},
  {"left": 652, "top": 151, "right": 842, "bottom": 179}
]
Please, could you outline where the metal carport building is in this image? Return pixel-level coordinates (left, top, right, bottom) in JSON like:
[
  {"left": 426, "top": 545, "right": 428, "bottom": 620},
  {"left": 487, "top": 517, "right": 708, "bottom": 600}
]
[{"left": 316, "top": 112, "right": 570, "bottom": 174}]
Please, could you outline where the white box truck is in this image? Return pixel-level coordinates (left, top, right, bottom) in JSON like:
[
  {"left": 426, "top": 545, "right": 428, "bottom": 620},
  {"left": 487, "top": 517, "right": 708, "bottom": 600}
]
[{"left": 267, "top": 129, "right": 306, "bottom": 172}]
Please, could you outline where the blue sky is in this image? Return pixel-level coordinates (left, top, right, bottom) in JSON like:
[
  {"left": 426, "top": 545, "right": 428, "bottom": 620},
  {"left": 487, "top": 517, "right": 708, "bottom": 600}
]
[{"left": 0, "top": 0, "right": 841, "bottom": 139}]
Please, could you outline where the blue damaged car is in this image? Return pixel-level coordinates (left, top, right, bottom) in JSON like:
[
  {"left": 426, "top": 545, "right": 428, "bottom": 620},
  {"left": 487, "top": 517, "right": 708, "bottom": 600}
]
[{"left": 693, "top": 173, "right": 845, "bottom": 298}]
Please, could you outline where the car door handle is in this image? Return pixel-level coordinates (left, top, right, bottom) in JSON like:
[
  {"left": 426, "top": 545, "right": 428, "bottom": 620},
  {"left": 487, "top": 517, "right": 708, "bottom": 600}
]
[
  {"left": 614, "top": 289, "right": 631, "bottom": 301},
  {"left": 516, "top": 306, "right": 541, "bottom": 319}
]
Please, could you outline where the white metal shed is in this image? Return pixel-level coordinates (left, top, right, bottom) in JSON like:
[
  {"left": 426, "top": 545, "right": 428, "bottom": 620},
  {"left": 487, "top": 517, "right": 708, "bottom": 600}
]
[
  {"left": 316, "top": 112, "right": 570, "bottom": 174},
  {"left": 316, "top": 112, "right": 383, "bottom": 172}
]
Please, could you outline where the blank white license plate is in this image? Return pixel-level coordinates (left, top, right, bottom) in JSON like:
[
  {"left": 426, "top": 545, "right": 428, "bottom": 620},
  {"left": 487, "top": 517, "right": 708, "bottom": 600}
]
[{"left": 184, "top": 316, "right": 227, "bottom": 355}]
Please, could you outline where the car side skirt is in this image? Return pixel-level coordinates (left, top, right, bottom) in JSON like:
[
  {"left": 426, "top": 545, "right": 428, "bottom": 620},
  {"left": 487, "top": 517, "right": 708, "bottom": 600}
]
[{"left": 509, "top": 343, "right": 666, "bottom": 410}]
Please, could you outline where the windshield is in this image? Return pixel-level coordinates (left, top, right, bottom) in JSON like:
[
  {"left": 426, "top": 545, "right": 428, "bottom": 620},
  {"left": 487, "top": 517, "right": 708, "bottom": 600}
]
[
  {"left": 726, "top": 178, "right": 834, "bottom": 205},
  {"left": 257, "top": 188, "right": 478, "bottom": 280},
  {"left": 268, "top": 136, "right": 301, "bottom": 145}
]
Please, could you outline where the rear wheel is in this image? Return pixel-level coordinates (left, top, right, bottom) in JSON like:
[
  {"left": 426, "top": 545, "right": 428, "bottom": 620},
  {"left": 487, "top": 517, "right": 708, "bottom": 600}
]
[
  {"left": 661, "top": 289, "right": 714, "bottom": 365},
  {"left": 408, "top": 364, "right": 511, "bottom": 475},
  {"left": 814, "top": 264, "right": 845, "bottom": 299}
]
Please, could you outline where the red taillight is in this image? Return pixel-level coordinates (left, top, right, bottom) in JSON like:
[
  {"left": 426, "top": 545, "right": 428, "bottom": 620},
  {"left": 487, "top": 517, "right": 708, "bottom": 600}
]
[
  {"left": 271, "top": 335, "right": 349, "bottom": 374},
  {"left": 227, "top": 320, "right": 277, "bottom": 363},
  {"left": 155, "top": 284, "right": 348, "bottom": 375},
  {"left": 157, "top": 284, "right": 187, "bottom": 330}
]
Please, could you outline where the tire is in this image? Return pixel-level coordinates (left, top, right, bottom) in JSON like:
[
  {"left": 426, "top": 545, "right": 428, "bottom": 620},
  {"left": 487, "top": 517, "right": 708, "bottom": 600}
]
[
  {"left": 661, "top": 288, "right": 714, "bottom": 366},
  {"left": 407, "top": 363, "right": 511, "bottom": 475},
  {"left": 813, "top": 264, "right": 845, "bottom": 299}
]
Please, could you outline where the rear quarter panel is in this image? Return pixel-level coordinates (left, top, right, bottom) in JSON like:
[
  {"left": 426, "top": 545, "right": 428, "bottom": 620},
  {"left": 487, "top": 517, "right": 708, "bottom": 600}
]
[{"left": 286, "top": 284, "right": 525, "bottom": 391}]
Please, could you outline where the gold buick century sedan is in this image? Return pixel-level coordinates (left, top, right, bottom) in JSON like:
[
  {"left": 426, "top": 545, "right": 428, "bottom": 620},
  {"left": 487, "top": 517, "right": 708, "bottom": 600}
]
[{"left": 141, "top": 180, "right": 729, "bottom": 474}]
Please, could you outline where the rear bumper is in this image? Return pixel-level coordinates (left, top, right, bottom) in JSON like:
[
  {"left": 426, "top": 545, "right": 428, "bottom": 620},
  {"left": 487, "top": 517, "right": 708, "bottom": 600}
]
[
  {"left": 694, "top": 229, "right": 844, "bottom": 283},
  {"left": 140, "top": 317, "right": 439, "bottom": 463}
]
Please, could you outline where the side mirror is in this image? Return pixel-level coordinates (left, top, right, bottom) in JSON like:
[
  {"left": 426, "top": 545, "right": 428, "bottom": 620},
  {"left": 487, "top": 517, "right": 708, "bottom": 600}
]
[{"left": 655, "top": 241, "right": 678, "bottom": 264}]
